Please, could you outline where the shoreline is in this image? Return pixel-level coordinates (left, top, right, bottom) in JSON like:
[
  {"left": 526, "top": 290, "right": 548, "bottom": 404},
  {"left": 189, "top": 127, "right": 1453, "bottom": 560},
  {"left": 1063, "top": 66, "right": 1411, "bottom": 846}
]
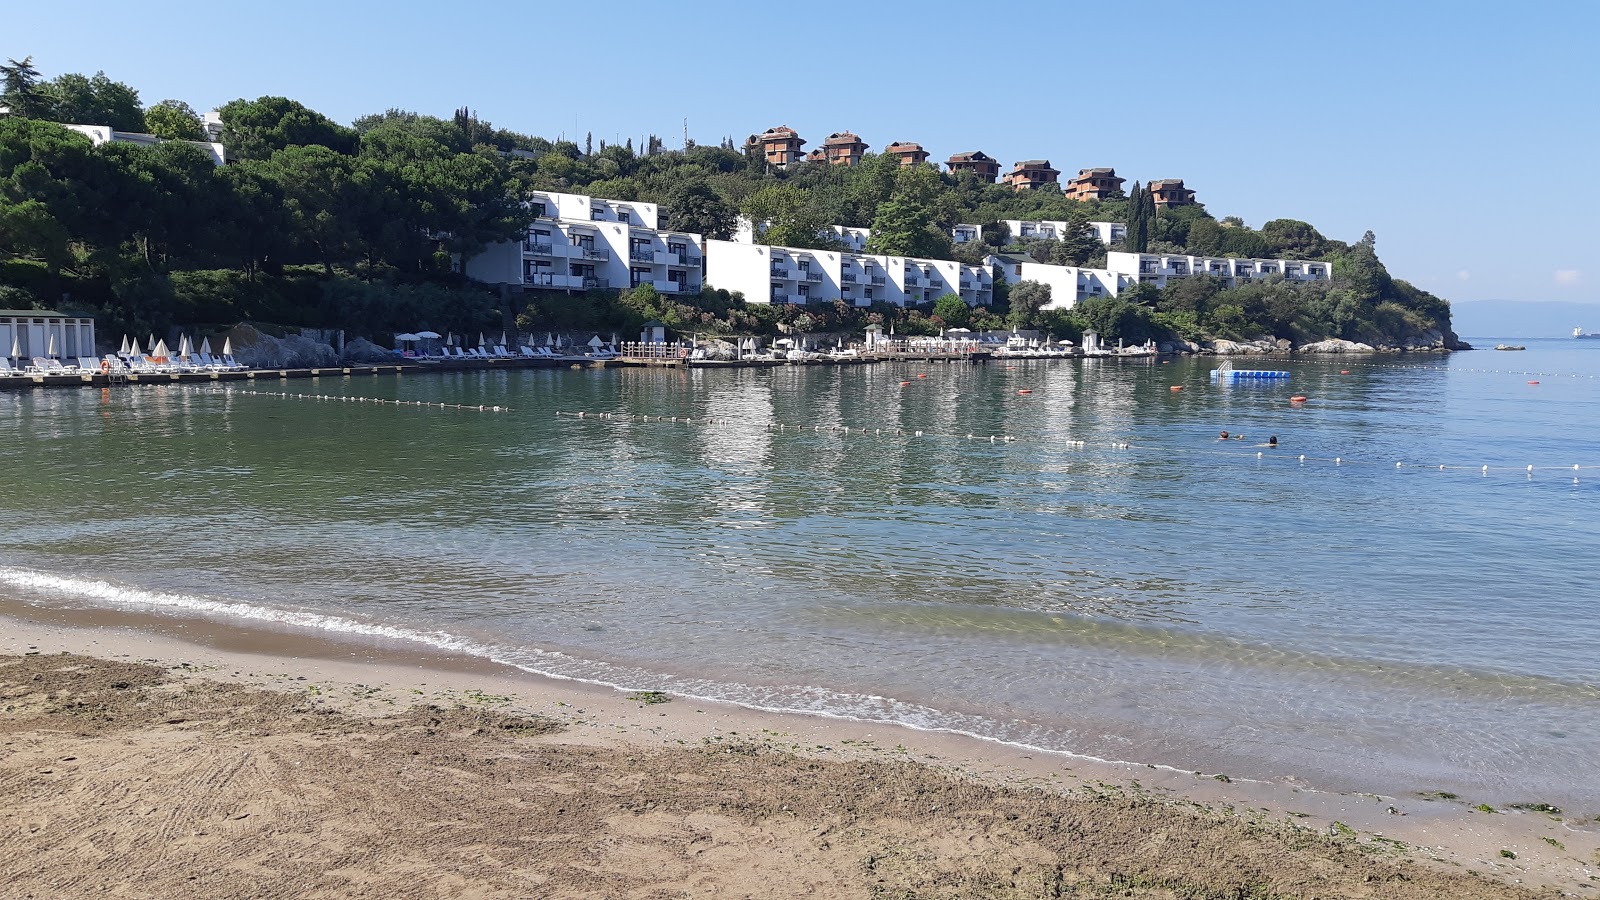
[{"left": 2, "top": 601, "right": 1594, "bottom": 896}]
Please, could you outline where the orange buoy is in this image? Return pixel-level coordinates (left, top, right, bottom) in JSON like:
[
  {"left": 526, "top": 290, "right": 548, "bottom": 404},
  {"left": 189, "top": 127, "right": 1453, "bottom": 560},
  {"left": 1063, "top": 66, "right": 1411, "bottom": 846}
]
[
  {"left": 899, "top": 381, "right": 912, "bottom": 386},
  {"left": 1017, "top": 389, "right": 1033, "bottom": 395},
  {"left": 1528, "top": 380, "right": 1540, "bottom": 385},
  {"left": 1169, "top": 385, "right": 1183, "bottom": 392},
  {"left": 1340, "top": 370, "right": 1351, "bottom": 375},
  {"left": 916, "top": 374, "right": 927, "bottom": 379},
  {"left": 1290, "top": 395, "right": 1308, "bottom": 403}
]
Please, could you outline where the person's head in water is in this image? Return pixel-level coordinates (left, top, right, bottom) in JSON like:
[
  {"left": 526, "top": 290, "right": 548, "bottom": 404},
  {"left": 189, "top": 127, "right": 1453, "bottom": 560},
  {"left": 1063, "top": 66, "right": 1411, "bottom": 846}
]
[
  {"left": 1268, "top": 435, "right": 1278, "bottom": 447},
  {"left": 1219, "top": 430, "right": 1229, "bottom": 440}
]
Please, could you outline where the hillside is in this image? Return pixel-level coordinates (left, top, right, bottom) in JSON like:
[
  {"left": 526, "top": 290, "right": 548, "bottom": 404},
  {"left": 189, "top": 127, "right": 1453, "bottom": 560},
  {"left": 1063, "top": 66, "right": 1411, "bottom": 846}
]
[{"left": 0, "top": 59, "right": 1456, "bottom": 350}]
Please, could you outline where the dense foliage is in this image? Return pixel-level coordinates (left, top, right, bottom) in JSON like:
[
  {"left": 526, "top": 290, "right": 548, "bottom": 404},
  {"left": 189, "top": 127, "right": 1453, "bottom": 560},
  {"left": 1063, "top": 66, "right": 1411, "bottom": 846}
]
[{"left": 0, "top": 57, "right": 1452, "bottom": 348}]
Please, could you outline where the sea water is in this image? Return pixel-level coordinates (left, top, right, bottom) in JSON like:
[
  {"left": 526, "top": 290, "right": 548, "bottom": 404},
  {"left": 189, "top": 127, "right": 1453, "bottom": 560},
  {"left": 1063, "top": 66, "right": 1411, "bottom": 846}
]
[{"left": 2, "top": 338, "right": 1597, "bottom": 809}]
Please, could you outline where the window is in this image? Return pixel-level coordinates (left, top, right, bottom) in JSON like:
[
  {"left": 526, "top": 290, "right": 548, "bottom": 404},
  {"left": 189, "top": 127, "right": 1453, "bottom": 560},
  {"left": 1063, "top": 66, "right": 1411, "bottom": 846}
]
[
  {"left": 531, "top": 202, "right": 547, "bottom": 218},
  {"left": 631, "top": 267, "right": 652, "bottom": 287},
  {"left": 668, "top": 241, "right": 686, "bottom": 256},
  {"left": 798, "top": 284, "right": 810, "bottom": 299},
  {"left": 618, "top": 211, "right": 631, "bottom": 224},
  {"left": 864, "top": 288, "right": 873, "bottom": 300}
]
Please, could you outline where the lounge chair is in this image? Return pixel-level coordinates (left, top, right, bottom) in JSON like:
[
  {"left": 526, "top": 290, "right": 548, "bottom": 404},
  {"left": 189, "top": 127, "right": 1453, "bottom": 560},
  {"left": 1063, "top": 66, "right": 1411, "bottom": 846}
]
[
  {"left": 220, "top": 354, "right": 246, "bottom": 371},
  {"left": 449, "top": 347, "right": 466, "bottom": 359},
  {"left": 518, "top": 346, "right": 536, "bottom": 358},
  {"left": 0, "top": 358, "right": 17, "bottom": 376}
]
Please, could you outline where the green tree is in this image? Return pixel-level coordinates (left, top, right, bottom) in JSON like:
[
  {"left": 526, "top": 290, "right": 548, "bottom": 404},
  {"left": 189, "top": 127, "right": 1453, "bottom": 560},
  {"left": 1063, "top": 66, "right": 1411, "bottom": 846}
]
[
  {"left": 1259, "top": 219, "right": 1328, "bottom": 258},
  {"left": 217, "top": 96, "right": 358, "bottom": 161},
  {"left": 1006, "top": 280, "right": 1051, "bottom": 330},
  {"left": 1186, "top": 217, "right": 1223, "bottom": 255},
  {"left": 43, "top": 71, "right": 145, "bottom": 131},
  {"left": 0, "top": 57, "right": 50, "bottom": 118},
  {"left": 741, "top": 184, "right": 834, "bottom": 249},
  {"left": 1123, "top": 181, "right": 1149, "bottom": 253},
  {"left": 932, "top": 293, "right": 970, "bottom": 328},
  {"left": 665, "top": 179, "right": 735, "bottom": 239},
  {"left": 1046, "top": 209, "right": 1100, "bottom": 266},
  {"left": 144, "top": 100, "right": 204, "bottom": 141}
]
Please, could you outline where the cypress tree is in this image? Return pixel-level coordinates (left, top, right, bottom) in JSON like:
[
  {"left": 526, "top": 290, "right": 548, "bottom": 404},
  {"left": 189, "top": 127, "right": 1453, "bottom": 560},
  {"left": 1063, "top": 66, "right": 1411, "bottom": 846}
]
[{"left": 1125, "top": 181, "right": 1148, "bottom": 253}]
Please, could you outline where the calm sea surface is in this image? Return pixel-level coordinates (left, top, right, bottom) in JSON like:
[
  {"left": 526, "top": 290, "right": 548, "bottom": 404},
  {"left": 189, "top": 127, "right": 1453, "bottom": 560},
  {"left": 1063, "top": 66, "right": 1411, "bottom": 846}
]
[{"left": 3, "top": 337, "right": 1597, "bottom": 807}]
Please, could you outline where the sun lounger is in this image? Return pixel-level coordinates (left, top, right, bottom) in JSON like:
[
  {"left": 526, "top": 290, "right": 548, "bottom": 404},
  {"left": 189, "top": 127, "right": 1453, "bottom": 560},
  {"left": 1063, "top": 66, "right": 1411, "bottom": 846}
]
[{"left": 0, "top": 358, "right": 17, "bottom": 376}]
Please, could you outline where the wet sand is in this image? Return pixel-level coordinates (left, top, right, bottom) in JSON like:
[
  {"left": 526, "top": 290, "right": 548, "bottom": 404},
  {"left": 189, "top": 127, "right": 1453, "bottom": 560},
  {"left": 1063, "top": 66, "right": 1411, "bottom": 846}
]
[{"left": 1, "top": 607, "right": 1594, "bottom": 898}]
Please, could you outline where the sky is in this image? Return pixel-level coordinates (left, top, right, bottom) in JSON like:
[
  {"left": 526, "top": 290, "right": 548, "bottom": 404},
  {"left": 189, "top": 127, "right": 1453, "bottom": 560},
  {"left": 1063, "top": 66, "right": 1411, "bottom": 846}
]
[{"left": 9, "top": 0, "right": 1599, "bottom": 305}]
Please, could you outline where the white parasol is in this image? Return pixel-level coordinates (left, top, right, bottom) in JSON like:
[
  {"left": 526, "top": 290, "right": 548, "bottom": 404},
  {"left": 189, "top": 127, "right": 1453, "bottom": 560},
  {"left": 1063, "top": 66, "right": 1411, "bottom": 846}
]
[
  {"left": 415, "top": 331, "right": 441, "bottom": 340},
  {"left": 129, "top": 338, "right": 142, "bottom": 357},
  {"left": 152, "top": 339, "right": 169, "bottom": 359},
  {"left": 119, "top": 335, "right": 130, "bottom": 355},
  {"left": 47, "top": 334, "right": 56, "bottom": 357},
  {"left": 222, "top": 337, "right": 233, "bottom": 357},
  {"left": 200, "top": 337, "right": 213, "bottom": 355}
]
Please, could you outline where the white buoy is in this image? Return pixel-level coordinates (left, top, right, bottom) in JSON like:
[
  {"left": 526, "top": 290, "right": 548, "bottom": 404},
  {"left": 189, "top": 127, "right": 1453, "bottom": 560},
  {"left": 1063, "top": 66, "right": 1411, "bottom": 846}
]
[
  {"left": 1299, "top": 455, "right": 1305, "bottom": 463},
  {"left": 1482, "top": 465, "right": 1489, "bottom": 475},
  {"left": 1528, "top": 465, "right": 1534, "bottom": 472}
]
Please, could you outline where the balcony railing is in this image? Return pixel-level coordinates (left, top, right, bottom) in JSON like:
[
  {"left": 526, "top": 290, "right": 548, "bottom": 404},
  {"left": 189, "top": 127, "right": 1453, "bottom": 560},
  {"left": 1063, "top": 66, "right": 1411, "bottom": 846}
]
[
  {"left": 584, "top": 276, "right": 609, "bottom": 289},
  {"left": 660, "top": 281, "right": 702, "bottom": 294},
  {"left": 579, "top": 247, "right": 610, "bottom": 261},
  {"left": 842, "top": 274, "right": 857, "bottom": 283},
  {"left": 771, "top": 292, "right": 790, "bottom": 303},
  {"left": 870, "top": 276, "right": 886, "bottom": 285},
  {"left": 770, "top": 267, "right": 790, "bottom": 278},
  {"left": 630, "top": 248, "right": 656, "bottom": 262},
  {"left": 523, "top": 241, "right": 553, "bottom": 255},
  {"left": 524, "top": 273, "right": 558, "bottom": 286},
  {"left": 804, "top": 270, "right": 824, "bottom": 283}
]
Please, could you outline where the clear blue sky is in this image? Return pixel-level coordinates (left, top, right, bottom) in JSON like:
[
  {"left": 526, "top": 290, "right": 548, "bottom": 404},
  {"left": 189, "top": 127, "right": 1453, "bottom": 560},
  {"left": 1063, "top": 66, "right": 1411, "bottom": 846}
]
[{"left": 10, "top": 0, "right": 1599, "bottom": 305}]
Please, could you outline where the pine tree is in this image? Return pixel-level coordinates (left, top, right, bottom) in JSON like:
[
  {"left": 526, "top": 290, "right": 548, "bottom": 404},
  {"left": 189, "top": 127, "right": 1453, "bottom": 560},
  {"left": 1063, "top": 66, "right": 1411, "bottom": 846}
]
[
  {"left": 0, "top": 56, "right": 49, "bottom": 118},
  {"left": 584, "top": 131, "right": 592, "bottom": 157}
]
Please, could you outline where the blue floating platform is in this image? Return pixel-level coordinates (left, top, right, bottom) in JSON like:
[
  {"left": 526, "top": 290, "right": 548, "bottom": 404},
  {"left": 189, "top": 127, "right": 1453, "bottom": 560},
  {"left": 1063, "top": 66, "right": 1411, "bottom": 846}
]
[{"left": 1210, "top": 369, "right": 1290, "bottom": 380}]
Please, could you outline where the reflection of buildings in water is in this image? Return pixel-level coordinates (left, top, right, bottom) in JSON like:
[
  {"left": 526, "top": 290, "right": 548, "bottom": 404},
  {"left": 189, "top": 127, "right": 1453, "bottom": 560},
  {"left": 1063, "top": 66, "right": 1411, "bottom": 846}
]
[{"left": 696, "top": 372, "right": 779, "bottom": 520}]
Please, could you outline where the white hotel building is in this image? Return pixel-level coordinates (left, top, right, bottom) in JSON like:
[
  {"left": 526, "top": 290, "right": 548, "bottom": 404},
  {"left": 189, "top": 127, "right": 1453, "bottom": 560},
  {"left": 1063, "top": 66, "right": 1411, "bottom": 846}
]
[
  {"left": 984, "top": 255, "right": 1127, "bottom": 310},
  {"left": 464, "top": 191, "right": 704, "bottom": 294},
  {"left": 1003, "top": 219, "right": 1126, "bottom": 246},
  {"left": 1104, "top": 251, "right": 1329, "bottom": 288},
  {"left": 706, "top": 240, "right": 992, "bottom": 309}
]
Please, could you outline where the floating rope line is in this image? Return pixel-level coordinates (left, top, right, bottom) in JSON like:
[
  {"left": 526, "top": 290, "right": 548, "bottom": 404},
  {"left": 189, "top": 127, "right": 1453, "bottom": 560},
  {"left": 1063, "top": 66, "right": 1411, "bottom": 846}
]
[
  {"left": 1279, "top": 356, "right": 1600, "bottom": 380},
  {"left": 238, "top": 390, "right": 510, "bottom": 412},
  {"left": 554, "top": 409, "right": 1593, "bottom": 481}
]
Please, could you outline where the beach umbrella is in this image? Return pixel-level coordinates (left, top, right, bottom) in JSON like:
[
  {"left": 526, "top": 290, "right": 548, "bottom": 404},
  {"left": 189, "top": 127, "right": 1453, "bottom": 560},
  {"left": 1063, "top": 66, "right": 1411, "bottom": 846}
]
[
  {"left": 47, "top": 334, "right": 56, "bottom": 358},
  {"left": 445, "top": 332, "right": 454, "bottom": 346},
  {"left": 499, "top": 331, "right": 508, "bottom": 348},
  {"left": 416, "top": 331, "right": 441, "bottom": 340},
  {"left": 179, "top": 335, "right": 192, "bottom": 357},
  {"left": 119, "top": 335, "right": 130, "bottom": 355},
  {"left": 394, "top": 332, "right": 421, "bottom": 343},
  {"left": 129, "top": 338, "right": 142, "bottom": 357},
  {"left": 200, "top": 337, "right": 212, "bottom": 356},
  {"left": 222, "top": 337, "right": 232, "bottom": 357},
  {"left": 147, "top": 333, "right": 155, "bottom": 351},
  {"left": 153, "top": 339, "right": 169, "bottom": 359},
  {"left": 477, "top": 332, "right": 487, "bottom": 348},
  {"left": 544, "top": 333, "right": 553, "bottom": 347},
  {"left": 11, "top": 333, "right": 20, "bottom": 361}
]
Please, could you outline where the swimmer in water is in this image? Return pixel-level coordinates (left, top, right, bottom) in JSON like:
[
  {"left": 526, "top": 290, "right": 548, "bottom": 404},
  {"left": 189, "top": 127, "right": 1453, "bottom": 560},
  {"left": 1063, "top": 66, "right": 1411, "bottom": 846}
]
[
  {"left": 1268, "top": 435, "right": 1278, "bottom": 447},
  {"left": 1219, "top": 430, "right": 1230, "bottom": 440}
]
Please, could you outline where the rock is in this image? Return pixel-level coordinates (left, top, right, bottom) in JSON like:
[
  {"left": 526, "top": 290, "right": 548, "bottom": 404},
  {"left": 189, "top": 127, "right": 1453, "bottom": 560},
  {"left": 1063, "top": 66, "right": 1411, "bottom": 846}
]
[
  {"left": 340, "top": 337, "right": 393, "bottom": 363},
  {"left": 1297, "top": 339, "right": 1376, "bottom": 354}
]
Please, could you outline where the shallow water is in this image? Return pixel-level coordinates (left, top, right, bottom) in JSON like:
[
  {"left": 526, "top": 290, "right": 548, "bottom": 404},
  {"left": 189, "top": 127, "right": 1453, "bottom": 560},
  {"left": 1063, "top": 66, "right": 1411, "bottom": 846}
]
[{"left": 3, "top": 338, "right": 1597, "bottom": 807}]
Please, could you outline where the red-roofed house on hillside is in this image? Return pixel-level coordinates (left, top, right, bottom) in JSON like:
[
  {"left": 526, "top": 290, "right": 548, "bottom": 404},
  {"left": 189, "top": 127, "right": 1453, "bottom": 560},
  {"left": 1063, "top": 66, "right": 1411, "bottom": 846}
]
[
  {"left": 744, "top": 126, "right": 806, "bottom": 168},
  {"left": 817, "top": 131, "right": 869, "bottom": 166},
  {"left": 1002, "top": 160, "right": 1061, "bottom": 192},
  {"left": 1064, "top": 167, "right": 1126, "bottom": 202},
  {"left": 885, "top": 141, "right": 930, "bottom": 167},
  {"left": 945, "top": 150, "right": 1000, "bottom": 182},
  {"left": 1149, "top": 178, "right": 1197, "bottom": 208}
]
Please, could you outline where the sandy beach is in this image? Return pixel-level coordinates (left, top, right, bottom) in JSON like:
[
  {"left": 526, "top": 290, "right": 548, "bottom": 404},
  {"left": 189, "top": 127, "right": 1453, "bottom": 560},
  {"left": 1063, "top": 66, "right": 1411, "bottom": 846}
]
[{"left": 1, "top": 606, "right": 1593, "bottom": 899}]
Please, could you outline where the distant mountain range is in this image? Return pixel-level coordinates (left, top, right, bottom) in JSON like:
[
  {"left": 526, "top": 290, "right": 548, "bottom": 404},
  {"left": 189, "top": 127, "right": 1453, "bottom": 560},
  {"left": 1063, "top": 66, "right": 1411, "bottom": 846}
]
[{"left": 1451, "top": 300, "right": 1600, "bottom": 339}]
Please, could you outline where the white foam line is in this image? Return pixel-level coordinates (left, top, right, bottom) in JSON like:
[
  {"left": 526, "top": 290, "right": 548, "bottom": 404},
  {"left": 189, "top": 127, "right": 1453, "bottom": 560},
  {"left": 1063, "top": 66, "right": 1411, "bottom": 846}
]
[{"left": 0, "top": 565, "right": 1262, "bottom": 786}]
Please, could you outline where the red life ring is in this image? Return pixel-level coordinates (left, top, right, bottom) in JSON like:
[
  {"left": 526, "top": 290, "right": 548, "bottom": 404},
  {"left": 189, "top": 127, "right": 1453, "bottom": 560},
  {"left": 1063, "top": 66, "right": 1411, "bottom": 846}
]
[{"left": 100, "top": 360, "right": 110, "bottom": 374}]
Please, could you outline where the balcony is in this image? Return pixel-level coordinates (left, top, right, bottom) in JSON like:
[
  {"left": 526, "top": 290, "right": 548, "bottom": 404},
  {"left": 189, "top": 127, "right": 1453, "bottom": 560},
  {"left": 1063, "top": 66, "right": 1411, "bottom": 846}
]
[
  {"left": 630, "top": 248, "right": 656, "bottom": 262},
  {"left": 804, "top": 270, "right": 824, "bottom": 283},
  {"left": 579, "top": 247, "right": 610, "bottom": 261},
  {"left": 667, "top": 252, "right": 702, "bottom": 267},
  {"left": 770, "top": 267, "right": 791, "bottom": 279},
  {"left": 523, "top": 241, "right": 553, "bottom": 255},
  {"left": 960, "top": 279, "right": 973, "bottom": 289},
  {"left": 870, "top": 275, "right": 886, "bottom": 285},
  {"left": 659, "top": 280, "right": 702, "bottom": 294},
  {"left": 842, "top": 274, "right": 856, "bottom": 283},
  {"left": 771, "top": 293, "right": 790, "bottom": 303},
  {"left": 584, "top": 276, "right": 609, "bottom": 289}
]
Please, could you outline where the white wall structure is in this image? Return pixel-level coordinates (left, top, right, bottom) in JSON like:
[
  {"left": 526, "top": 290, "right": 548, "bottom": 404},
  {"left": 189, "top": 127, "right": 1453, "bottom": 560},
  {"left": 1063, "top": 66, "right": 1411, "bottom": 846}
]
[
  {"left": 1003, "top": 219, "right": 1126, "bottom": 247},
  {"left": 61, "top": 123, "right": 226, "bottom": 166},
  {"left": 732, "top": 216, "right": 871, "bottom": 252},
  {"left": 985, "top": 255, "right": 1126, "bottom": 310},
  {"left": 0, "top": 310, "right": 97, "bottom": 362},
  {"left": 1104, "top": 252, "right": 1330, "bottom": 289},
  {"left": 706, "top": 241, "right": 992, "bottom": 309},
  {"left": 951, "top": 223, "right": 981, "bottom": 244},
  {"left": 465, "top": 191, "right": 698, "bottom": 294},
  {"left": 827, "top": 225, "right": 870, "bottom": 252}
]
